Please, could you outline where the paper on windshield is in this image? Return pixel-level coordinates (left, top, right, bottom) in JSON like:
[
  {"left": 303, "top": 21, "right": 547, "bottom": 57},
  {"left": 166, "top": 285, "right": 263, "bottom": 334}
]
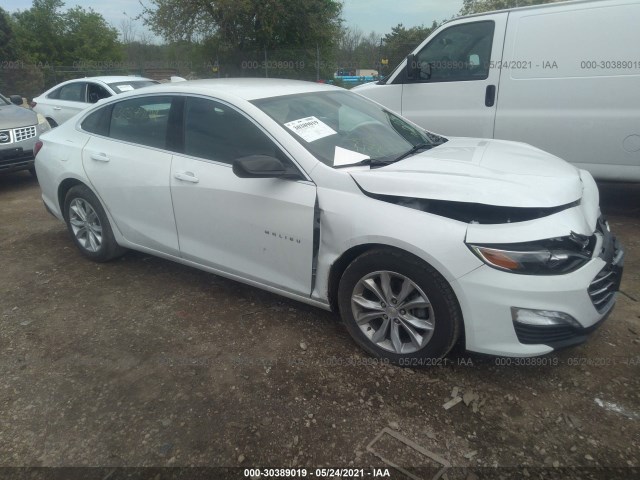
[
  {"left": 284, "top": 116, "right": 336, "bottom": 143},
  {"left": 333, "top": 146, "right": 370, "bottom": 167},
  {"left": 116, "top": 85, "right": 134, "bottom": 92}
]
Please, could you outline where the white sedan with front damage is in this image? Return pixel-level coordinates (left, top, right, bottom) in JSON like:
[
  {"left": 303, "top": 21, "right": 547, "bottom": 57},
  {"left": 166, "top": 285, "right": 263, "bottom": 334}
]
[{"left": 34, "top": 79, "right": 624, "bottom": 363}]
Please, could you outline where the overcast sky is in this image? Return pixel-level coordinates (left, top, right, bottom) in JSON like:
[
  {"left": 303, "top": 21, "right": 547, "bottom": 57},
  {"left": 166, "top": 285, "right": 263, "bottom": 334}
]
[{"left": 3, "top": 0, "right": 464, "bottom": 40}]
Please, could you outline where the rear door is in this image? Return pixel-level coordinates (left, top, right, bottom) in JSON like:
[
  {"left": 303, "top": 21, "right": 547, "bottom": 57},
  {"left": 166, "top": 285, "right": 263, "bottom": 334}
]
[
  {"left": 44, "top": 81, "right": 90, "bottom": 124},
  {"left": 81, "top": 95, "right": 181, "bottom": 256},
  {"left": 400, "top": 14, "right": 507, "bottom": 138},
  {"left": 170, "top": 96, "right": 317, "bottom": 295}
]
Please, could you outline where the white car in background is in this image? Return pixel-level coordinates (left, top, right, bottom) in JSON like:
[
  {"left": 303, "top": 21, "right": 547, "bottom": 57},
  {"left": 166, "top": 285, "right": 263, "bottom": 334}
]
[
  {"left": 32, "top": 76, "right": 158, "bottom": 127},
  {"left": 34, "top": 79, "right": 623, "bottom": 362}
]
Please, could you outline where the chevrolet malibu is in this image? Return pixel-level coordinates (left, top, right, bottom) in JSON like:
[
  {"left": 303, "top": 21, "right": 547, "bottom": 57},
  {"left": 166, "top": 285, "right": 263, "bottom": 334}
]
[{"left": 34, "top": 79, "right": 624, "bottom": 363}]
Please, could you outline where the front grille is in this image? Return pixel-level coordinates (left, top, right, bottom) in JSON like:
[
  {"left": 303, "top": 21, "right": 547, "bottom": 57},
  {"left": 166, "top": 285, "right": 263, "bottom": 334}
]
[
  {"left": 588, "top": 254, "right": 622, "bottom": 312},
  {"left": 588, "top": 218, "right": 624, "bottom": 313},
  {"left": 13, "top": 125, "right": 37, "bottom": 142}
]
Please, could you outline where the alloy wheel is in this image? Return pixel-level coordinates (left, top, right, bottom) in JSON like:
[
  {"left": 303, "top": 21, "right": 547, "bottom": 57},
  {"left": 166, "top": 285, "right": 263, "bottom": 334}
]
[{"left": 350, "top": 270, "right": 435, "bottom": 354}]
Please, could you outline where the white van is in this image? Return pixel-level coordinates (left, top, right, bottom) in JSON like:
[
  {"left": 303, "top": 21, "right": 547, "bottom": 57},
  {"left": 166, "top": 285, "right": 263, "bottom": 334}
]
[{"left": 354, "top": 0, "right": 640, "bottom": 181}]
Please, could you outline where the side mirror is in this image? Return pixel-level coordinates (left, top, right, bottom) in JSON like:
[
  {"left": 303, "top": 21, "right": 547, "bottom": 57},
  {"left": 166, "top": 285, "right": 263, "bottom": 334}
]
[
  {"left": 9, "top": 95, "right": 23, "bottom": 106},
  {"left": 232, "top": 155, "right": 287, "bottom": 179}
]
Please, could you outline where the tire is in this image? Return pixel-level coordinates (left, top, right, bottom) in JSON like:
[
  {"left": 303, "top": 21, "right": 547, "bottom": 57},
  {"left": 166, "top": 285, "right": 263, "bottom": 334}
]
[
  {"left": 28, "top": 167, "right": 37, "bottom": 177},
  {"left": 338, "top": 248, "right": 462, "bottom": 364},
  {"left": 63, "top": 185, "right": 125, "bottom": 262},
  {"left": 46, "top": 118, "right": 58, "bottom": 128}
]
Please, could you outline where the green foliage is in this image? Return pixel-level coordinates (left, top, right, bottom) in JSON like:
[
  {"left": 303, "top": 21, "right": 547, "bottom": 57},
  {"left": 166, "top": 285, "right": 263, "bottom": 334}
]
[
  {"left": 460, "top": 0, "right": 563, "bottom": 16},
  {"left": 10, "top": 0, "right": 121, "bottom": 65},
  {"left": 141, "top": 0, "right": 342, "bottom": 47},
  {"left": 62, "top": 6, "right": 122, "bottom": 63},
  {"left": 0, "top": 7, "right": 17, "bottom": 62},
  {"left": 140, "top": 0, "right": 342, "bottom": 77},
  {"left": 382, "top": 23, "right": 437, "bottom": 73}
]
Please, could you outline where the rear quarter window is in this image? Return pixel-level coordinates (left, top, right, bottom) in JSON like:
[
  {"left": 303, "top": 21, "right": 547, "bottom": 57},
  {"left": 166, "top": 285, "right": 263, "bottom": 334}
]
[{"left": 81, "top": 105, "right": 112, "bottom": 136}]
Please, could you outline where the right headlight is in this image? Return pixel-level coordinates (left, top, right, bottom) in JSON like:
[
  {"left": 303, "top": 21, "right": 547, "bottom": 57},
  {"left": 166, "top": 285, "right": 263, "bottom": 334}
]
[{"left": 467, "top": 236, "right": 593, "bottom": 275}]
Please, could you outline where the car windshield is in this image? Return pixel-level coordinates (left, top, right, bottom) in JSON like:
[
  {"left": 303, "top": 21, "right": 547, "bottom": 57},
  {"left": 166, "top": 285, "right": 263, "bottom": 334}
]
[
  {"left": 107, "top": 80, "right": 159, "bottom": 94},
  {"left": 252, "top": 90, "right": 445, "bottom": 168}
]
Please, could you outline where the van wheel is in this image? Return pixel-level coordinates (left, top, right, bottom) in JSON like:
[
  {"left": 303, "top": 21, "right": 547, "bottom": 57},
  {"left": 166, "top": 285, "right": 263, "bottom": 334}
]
[
  {"left": 46, "top": 118, "right": 58, "bottom": 128},
  {"left": 63, "top": 185, "right": 125, "bottom": 262},
  {"left": 338, "top": 249, "right": 461, "bottom": 364},
  {"left": 28, "top": 167, "right": 37, "bottom": 177}
]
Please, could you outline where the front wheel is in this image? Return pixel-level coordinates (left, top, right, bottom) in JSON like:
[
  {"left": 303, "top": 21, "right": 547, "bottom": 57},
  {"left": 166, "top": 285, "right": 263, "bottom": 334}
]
[
  {"left": 64, "top": 185, "right": 125, "bottom": 262},
  {"left": 338, "top": 249, "right": 462, "bottom": 364}
]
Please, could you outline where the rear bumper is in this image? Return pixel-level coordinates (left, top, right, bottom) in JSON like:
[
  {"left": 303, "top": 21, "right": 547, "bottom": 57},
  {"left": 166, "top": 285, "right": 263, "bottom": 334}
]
[{"left": 0, "top": 147, "right": 35, "bottom": 173}]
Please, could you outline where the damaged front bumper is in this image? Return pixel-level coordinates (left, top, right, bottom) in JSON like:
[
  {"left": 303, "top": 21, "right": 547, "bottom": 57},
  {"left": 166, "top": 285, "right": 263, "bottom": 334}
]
[{"left": 454, "top": 218, "right": 624, "bottom": 357}]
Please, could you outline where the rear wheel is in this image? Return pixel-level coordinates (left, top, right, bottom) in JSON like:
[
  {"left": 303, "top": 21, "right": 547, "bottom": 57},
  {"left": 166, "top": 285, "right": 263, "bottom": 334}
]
[
  {"left": 63, "top": 185, "right": 125, "bottom": 262},
  {"left": 338, "top": 249, "right": 461, "bottom": 364},
  {"left": 28, "top": 167, "right": 37, "bottom": 177}
]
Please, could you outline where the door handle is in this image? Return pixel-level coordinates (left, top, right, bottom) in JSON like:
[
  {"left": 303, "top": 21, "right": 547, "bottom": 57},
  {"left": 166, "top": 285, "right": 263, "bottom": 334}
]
[
  {"left": 90, "top": 153, "right": 110, "bottom": 162},
  {"left": 174, "top": 171, "right": 199, "bottom": 183},
  {"left": 485, "top": 85, "right": 496, "bottom": 107},
  {"left": 53, "top": 107, "right": 62, "bottom": 111}
]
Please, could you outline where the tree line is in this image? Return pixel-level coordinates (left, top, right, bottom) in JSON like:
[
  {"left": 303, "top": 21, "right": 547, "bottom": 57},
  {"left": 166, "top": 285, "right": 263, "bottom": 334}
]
[{"left": 0, "top": 0, "right": 561, "bottom": 98}]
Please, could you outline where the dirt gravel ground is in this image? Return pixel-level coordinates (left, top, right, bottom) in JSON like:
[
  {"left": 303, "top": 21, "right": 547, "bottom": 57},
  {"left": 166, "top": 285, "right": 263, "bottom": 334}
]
[{"left": 0, "top": 172, "right": 639, "bottom": 480}]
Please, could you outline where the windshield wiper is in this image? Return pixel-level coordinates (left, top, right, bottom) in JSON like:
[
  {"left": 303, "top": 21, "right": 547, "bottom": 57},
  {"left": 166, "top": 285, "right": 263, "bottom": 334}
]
[
  {"left": 391, "top": 142, "right": 435, "bottom": 163},
  {"left": 334, "top": 158, "right": 397, "bottom": 169}
]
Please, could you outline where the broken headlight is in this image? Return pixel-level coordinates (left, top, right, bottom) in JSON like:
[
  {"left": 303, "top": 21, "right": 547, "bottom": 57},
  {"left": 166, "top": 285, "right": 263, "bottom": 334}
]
[{"left": 467, "top": 236, "right": 594, "bottom": 275}]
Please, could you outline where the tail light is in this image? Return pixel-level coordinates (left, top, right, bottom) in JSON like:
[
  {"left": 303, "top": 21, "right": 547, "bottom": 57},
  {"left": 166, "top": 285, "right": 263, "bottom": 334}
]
[{"left": 34, "top": 141, "right": 43, "bottom": 157}]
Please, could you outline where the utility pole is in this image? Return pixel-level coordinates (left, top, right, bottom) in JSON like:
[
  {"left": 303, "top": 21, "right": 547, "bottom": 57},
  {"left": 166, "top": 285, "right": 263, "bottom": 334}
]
[{"left": 264, "top": 47, "right": 268, "bottom": 78}]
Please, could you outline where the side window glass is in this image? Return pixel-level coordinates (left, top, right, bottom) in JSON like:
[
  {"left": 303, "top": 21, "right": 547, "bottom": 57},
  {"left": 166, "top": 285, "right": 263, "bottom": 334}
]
[
  {"left": 109, "top": 96, "right": 173, "bottom": 149},
  {"left": 415, "top": 21, "right": 494, "bottom": 82},
  {"left": 47, "top": 87, "right": 61, "bottom": 100},
  {"left": 184, "top": 97, "right": 289, "bottom": 166},
  {"left": 58, "top": 82, "right": 87, "bottom": 102},
  {"left": 81, "top": 105, "right": 112, "bottom": 136},
  {"left": 87, "top": 83, "right": 111, "bottom": 104}
]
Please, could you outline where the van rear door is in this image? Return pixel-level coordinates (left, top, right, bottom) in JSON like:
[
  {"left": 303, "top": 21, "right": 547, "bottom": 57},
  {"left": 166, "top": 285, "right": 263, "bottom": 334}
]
[{"left": 400, "top": 14, "right": 507, "bottom": 138}]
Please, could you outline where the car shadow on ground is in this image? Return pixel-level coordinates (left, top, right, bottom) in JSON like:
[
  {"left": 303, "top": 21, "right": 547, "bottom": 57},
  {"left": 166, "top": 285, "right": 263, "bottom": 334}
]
[{"left": 0, "top": 171, "right": 39, "bottom": 192}]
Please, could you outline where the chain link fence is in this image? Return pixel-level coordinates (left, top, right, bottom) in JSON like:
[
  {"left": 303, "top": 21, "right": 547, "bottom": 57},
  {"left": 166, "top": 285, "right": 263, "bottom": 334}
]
[{"left": 0, "top": 45, "right": 400, "bottom": 100}]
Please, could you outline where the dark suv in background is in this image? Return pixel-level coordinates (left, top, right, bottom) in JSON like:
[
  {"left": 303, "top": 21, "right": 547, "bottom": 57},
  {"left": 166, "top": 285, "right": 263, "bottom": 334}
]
[{"left": 0, "top": 92, "right": 51, "bottom": 176}]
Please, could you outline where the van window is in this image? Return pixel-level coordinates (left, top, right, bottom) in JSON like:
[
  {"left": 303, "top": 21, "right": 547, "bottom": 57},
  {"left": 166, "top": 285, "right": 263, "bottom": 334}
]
[{"left": 414, "top": 21, "right": 494, "bottom": 82}]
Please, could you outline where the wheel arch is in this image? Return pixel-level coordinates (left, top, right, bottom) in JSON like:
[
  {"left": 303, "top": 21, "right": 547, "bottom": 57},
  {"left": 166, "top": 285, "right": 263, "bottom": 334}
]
[
  {"left": 58, "top": 178, "right": 86, "bottom": 218},
  {"left": 327, "top": 243, "right": 458, "bottom": 314}
]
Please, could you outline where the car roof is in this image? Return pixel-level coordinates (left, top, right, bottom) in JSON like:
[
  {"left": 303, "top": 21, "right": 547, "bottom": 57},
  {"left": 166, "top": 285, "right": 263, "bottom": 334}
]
[
  {"left": 452, "top": 0, "right": 619, "bottom": 22},
  {"left": 147, "top": 78, "right": 340, "bottom": 101},
  {"left": 78, "top": 76, "right": 156, "bottom": 83}
]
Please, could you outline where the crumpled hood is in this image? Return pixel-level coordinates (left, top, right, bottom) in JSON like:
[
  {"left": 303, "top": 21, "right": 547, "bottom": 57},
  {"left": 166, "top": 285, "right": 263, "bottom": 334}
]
[
  {"left": 349, "top": 138, "right": 583, "bottom": 208},
  {"left": 0, "top": 104, "right": 38, "bottom": 129}
]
